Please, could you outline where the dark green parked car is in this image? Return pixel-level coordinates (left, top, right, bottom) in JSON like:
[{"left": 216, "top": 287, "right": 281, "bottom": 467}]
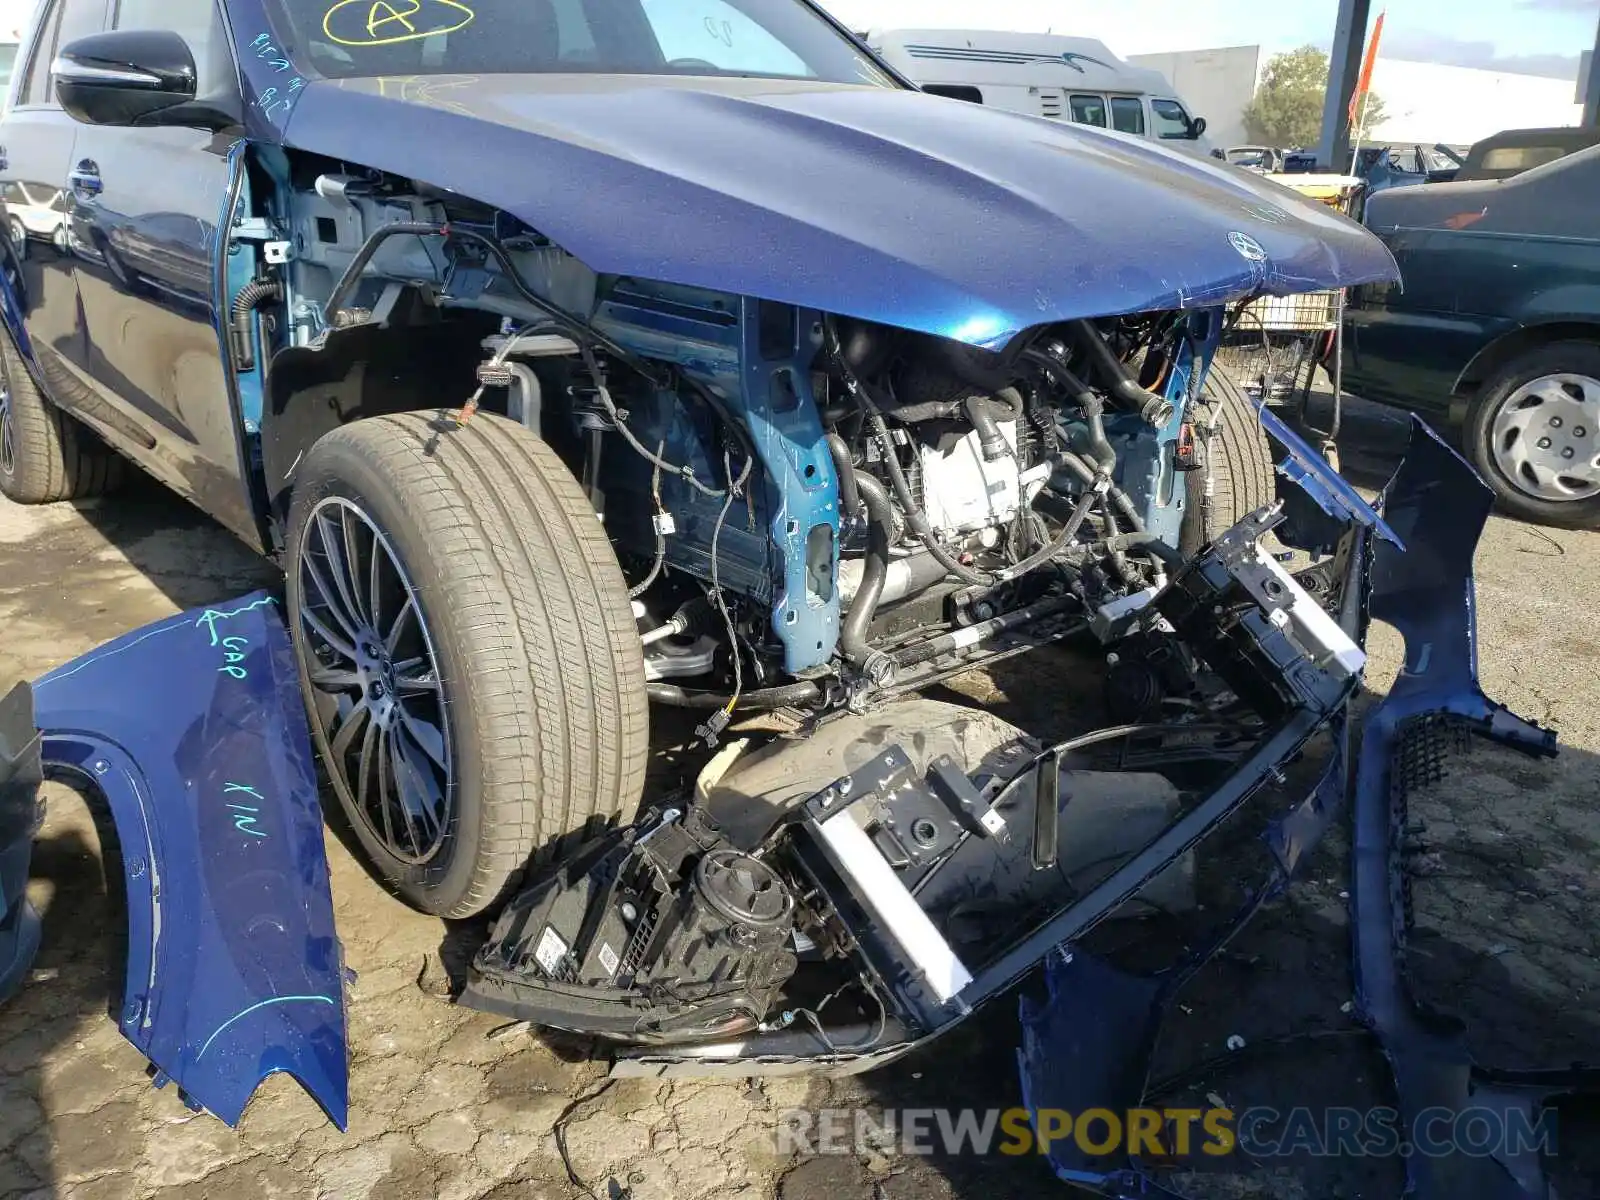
[{"left": 1344, "top": 144, "right": 1600, "bottom": 528}]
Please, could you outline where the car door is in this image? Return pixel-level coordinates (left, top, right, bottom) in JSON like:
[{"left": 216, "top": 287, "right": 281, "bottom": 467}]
[
  {"left": 64, "top": 0, "right": 263, "bottom": 546},
  {"left": 0, "top": 0, "right": 107, "bottom": 385}
]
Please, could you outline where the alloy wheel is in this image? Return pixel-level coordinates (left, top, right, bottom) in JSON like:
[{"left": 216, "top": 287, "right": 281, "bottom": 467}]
[{"left": 294, "top": 496, "right": 453, "bottom": 865}]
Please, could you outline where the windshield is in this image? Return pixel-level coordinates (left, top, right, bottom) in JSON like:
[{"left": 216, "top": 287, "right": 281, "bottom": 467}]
[{"left": 267, "top": 0, "right": 897, "bottom": 85}]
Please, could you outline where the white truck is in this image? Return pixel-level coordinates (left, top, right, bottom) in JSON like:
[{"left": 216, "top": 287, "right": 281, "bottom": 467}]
[{"left": 868, "top": 29, "right": 1216, "bottom": 157}]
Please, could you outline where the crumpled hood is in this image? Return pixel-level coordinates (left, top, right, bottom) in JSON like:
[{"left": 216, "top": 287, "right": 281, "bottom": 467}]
[{"left": 285, "top": 76, "right": 1398, "bottom": 347}]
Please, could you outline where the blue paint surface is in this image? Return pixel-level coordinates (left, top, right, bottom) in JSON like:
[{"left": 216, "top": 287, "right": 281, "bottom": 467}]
[
  {"left": 276, "top": 74, "right": 1399, "bottom": 348},
  {"left": 33, "top": 592, "right": 348, "bottom": 1128}
]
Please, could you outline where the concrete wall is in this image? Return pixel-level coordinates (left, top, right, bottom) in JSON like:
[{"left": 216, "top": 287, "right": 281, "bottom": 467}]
[
  {"left": 1365, "top": 59, "right": 1585, "bottom": 145},
  {"left": 1128, "top": 44, "right": 1260, "bottom": 148}
]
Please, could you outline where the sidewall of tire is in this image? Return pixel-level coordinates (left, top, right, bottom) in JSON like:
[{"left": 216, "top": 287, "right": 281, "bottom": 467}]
[
  {"left": 1181, "top": 366, "right": 1277, "bottom": 554},
  {"left": 1464, "top": 341, "right": 1600, "bottom": 530},
  {"left": 286, "top": 414, "right": 649, "bottom": 918}
]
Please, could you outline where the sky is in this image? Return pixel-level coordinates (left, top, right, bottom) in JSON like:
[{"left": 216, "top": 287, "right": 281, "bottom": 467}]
[
  {"left": 0, "top": 0, "right": 1594, "bottom": 80},
  {"left": 820, "top": 0, "right": 1600, "bottom": 80}
]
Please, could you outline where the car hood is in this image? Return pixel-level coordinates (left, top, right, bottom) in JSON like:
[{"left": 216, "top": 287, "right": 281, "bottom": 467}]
[{"left": 283, "top": 76, "right": 1397, "bottom": 347}]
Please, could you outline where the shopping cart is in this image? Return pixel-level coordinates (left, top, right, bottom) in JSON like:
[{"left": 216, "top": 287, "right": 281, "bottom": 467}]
[{"left": 1217, "top": 174, "right": 1365, "bottom": 468}]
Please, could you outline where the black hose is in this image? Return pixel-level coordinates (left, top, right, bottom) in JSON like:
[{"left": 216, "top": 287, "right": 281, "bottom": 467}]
[
  {"left": 1069, "top": 320, "right": 1175, "bottom": 427},
  {"left": 1022, "top": 350, "right": 1116, "bottom": 475},
  {"left": 1098, "top": 500, "right": 1138, "bottom": 584},
  {"left": 1053, "top": 450, "right": 1146, "bottom": 533},
  {"left": 229, "top": 278, "right": 282, "bottom": 372},
  {"left": 840, "top": 473, "right": 893, "bottom": 668},
  {"left": 323, "top": 221, "right": 439, "bottom": 323},
  {"left": 988, "top": 386, "right": 1026, "bottom": 421},
  {"left": 646, "top": 681, "right": 822, "bottom": 710},
  {"left": 825, "top": 434, "right": 863, "bottom": 521},
  {"left": 1063, "top": 528, "right": 1186, "bottom": 571},
  {"left": 963, "top": 394, "right": 1010, "bottom": 462}
]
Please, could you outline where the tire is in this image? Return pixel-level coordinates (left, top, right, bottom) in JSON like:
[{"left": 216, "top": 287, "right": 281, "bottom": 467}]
[
  {"left": 286, "top": 411, "right": 650, "bottom": 918},
  {"left": 1180, "top": 365, "right": 1277, "bottom": 554},
  {"left": 7, "top": 218, "right": 24, "bottom": 256},
  {"left": 1463, "top": 341, "right": 1600, "bottom": 530},
  {"left": 0, "top": 330, "right": 124, "bottom": 504}
]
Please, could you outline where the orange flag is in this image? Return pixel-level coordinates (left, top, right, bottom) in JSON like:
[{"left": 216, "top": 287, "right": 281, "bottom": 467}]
[{"left": 1348, "top": 10, "right": 1386, "bottom": 124}]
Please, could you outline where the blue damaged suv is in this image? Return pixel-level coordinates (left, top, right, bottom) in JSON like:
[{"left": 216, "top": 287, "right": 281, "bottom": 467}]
[{"left": 0, "top": 0, "right": 1394, "bottom": 922}]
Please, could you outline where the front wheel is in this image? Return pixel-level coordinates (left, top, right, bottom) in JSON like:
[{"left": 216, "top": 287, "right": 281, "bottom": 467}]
[
  {"left": 286, "top": 412, "right": 650, "bottom": 918},
  {"left": 1464, "top": 341, "right": 1600, "bottom": 530},
  {"left": 1180, "top": 365, "right": 1277, "bottom": 554}
]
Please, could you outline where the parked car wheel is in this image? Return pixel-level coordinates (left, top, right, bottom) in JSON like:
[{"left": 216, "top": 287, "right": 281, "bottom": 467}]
[
  {"left": 0, "top": 331, "right": 124, "bottom": 504},
  {"left": 7, "top": 218, "right": 24, "bottom": 255},
  {"left": 1465, "top": 342, "right": 1600, "bottom": 529},
  {"left": 1180, "top": 365, "right": 1277, "bottom": 553},
  {"left": 286, "top": 411, "right": 650, "bottom": 918}
]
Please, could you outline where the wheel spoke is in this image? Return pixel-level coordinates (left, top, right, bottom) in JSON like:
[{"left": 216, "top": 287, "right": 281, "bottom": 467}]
[
  {"left": 340, "top": 505, "right": 373, "bottom": 627},
  {"left": 368, "top": 537, "right": 385, "bottom": 634},
  {"left": 393, "top": 657, "right": 440, "bottom": 695},
  {"left": 393, "top": 732, "right": 443, "bottom": 838},
  {"left": 0, "top": 391, "right": 13, "bottom": 476},
  {"left": 359, "top": 719, "right": 388, "bottom": 843},
  {"left": 309, "top": 665, "right": 362, "bottom": 694},
  {"left": 298, "top": 602, "right": 357, "bottom": 662},
  {"left": 388, "top": 732, "right": 425, "bottom": 858},
  {"left": 301, "top": 551, "right": 363, "bottom": 647},
  {"left": 329, "top": 699, "right": 370, "bottom": 762},
  {"left": 385, "top": 595, "right": 416, "bottom": 655},
  {"left": 316, "top": 511, "right": 368, "bottom": 636},
  {"left": 397, "top": 705, "right": 447, "bottom": 768}
]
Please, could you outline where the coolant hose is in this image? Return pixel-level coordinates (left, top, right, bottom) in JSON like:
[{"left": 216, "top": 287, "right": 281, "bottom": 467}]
[
  {"left": 1053, "top": 450, "right": 1146, "bottom": 533},
  {"left": 825, "top": 434, "right": 863, "bottom": 521},
  {"left": 1099, "top": 500, "right": 1138, "bottom": 584},
  {"left": 840, "top": 474, "right": 894, "bottom": 669},
  {"left": 1021, "top": 350, "right": 1116, "bottom": 476},
  {"left": 964, "top": 395, "right": 1010, "bottom": 462},
  {"left": 1069, "top": 320, "right": 1176, "bottom": 427}
]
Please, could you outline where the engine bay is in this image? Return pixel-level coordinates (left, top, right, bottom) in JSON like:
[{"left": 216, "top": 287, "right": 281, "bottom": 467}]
[{"left": 230, "top": 156, "right": 1237, "bottom": 742}]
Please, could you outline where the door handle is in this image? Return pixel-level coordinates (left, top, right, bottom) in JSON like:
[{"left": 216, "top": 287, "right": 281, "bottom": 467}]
[{"left": 68, "top": 161, "right": 102, "bottom": 196}]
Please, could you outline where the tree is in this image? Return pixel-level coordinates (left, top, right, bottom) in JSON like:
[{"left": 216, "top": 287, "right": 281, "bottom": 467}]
[{"left": 1241, "top": 45, "right": 1387, "bottom": 149}]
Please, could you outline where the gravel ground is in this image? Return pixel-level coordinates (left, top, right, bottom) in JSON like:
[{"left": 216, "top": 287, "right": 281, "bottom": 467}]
[{"left": 1, "top": 396, "right": 1596, "bottom": 1200}]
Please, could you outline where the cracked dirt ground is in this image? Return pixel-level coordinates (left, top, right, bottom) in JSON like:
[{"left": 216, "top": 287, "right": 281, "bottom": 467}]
[{"left": 2, "top": 398, "right": 1598, "bottom": 1200}]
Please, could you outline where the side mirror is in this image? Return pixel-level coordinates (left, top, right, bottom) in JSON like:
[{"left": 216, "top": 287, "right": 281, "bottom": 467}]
[
  {"left": 53, "top": 30, "right": 200, "bottom": 128},
  {"left": 1188, "top": 115, "right": 1208, "bottom": 139}
]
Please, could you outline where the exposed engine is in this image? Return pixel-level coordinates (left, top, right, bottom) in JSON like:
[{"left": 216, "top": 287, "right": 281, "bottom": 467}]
[{"left": 246, "top": 163, "right": 1219, "bottom": 730}]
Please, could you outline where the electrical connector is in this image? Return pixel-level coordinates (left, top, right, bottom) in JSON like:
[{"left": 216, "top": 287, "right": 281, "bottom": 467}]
[{"left": 695, "top": 709, "right": 732, "bottom": 749}]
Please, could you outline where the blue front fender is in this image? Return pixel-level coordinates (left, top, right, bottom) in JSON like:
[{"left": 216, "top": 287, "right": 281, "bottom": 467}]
[{"left": 31, "top": 593, "right": 348, "bottom": 1128}]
